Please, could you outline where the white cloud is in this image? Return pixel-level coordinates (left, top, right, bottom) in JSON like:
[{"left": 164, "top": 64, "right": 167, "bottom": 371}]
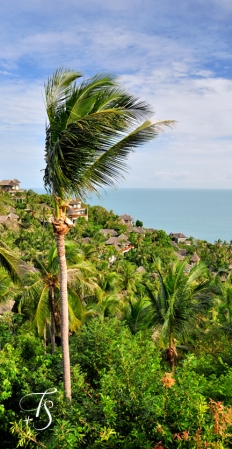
[
  {"left": 0, "top": 81, "right": 44, "bottom": 126},
  {"left": 0, "top": 0, "right": 231, "bottom": 188}
]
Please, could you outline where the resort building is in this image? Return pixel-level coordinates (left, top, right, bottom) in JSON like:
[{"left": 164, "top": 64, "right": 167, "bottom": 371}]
[
  {"left": 105, "top": 233, "right": 134, "bottom": 253},
  {"left": 0, "top": 299, "right": 15, "bottom": 316},
  {"left": 174, "top": 251, "right": 185, "bottom": 261},
  {"left": 190, "top": 252, "right": 200, "bottom": 266},
  {"left": 170, "top": 232, "right": 188, "bottom": 244},
  {"left": 0, "top": 179, "right": 23, "bottom": 195},
  {"left": 99, "top": 229, "right": 118, "bottom": 238},
  {"left": 67, "top": 198, "right": 88, "bottom": 224},
  {"left": 130, "top": 226, "right": 146, "bottom": 235},
  {"left": 119, "top": 213, "right": 134, "bottom": 226},
  {"left": 0, "top": 212, "right": 19, "bottom": 224}
]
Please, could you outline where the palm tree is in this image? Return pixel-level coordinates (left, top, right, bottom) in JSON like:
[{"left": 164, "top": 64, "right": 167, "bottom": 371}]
[
  {"left": 43, "top": 68, "right": 174, "bottom": 399},
  {"left": 145, "top": 260, "right": 212, "bottom": 370},
  {"left": 19, "top": 242, "right": 97, "bottom": 352},
  {"left": 19, "top": 245, "right": 60, "bottom": 353},
  {"left": 117, "top": 260, "right": 140, "bottom": 296}
]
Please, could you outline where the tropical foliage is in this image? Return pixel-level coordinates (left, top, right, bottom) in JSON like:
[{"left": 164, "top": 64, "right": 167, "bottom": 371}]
[{"left": 1, "top": 191, "right": 232, "bottom": 447}]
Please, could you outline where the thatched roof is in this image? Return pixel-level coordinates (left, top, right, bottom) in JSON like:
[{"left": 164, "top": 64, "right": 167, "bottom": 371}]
[
  {"left": 0, "top": 179, "right": 20, "bottom": 185},
  {"left": 190, "top": 252, "right": 200, "bottom": 262},
  {"left": 100, "top": 229, "right": 118, "bottom": 237},
  {"left": 119, "top": 213, "right": 134, "bottom": 221},
  {"left": 170, "top": 232, "right": 187, "bottom": 238},
  {"left": 174, "top": 251, "right": 184, "bottom": 261},
  {"left": 131, "top": 227, "right": 146, "bottom": 235},
  {"left": 105, "top": 237, "right": 118, "bottom": 245},
  {"left": 0, "top": 299, "right": 15, "bottom": 315}
]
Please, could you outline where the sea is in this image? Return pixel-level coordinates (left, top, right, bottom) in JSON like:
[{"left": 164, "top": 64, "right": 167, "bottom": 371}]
[{"left": 32, "top": 188, "right": 232, "bottom": 244}]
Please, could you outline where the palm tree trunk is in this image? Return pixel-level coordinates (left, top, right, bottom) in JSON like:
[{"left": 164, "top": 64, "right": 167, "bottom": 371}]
[{"left": 56, "top": 230, "right": 72, "bottom": 401}]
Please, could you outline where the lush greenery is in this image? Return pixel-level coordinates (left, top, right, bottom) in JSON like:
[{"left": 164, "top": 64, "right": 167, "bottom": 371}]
[{"left": 1, "top": 191, "right": 232, "bottom": 448}]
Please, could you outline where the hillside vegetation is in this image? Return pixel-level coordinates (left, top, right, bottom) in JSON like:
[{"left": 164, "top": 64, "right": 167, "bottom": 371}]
[{"left": 1, "top": 191, "right": 232, "bottom": 448}]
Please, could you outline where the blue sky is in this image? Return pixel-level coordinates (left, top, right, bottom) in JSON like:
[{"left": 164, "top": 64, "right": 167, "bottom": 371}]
[{"left": 1, "top": 0, "right": 232, "bottom": 189}]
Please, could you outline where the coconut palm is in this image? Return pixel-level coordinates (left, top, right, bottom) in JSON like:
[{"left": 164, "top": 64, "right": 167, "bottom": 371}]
[
  {"left": 117, "top": 260, "right": 141, "bottom": 296},
  {"left": 43, "top": 68, "right": 174, "bottom": 399},
  {"left": 19, "top": 245, "right": 61, "bottom": 353},
  {"left": 145, "top": 260, "right": 212, "bottom": 370},
  {"left": 19, "top": 242, "right": 97, "bottom": 353}
]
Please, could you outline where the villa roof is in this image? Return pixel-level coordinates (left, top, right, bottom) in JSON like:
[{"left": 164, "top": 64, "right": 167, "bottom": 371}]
[
  {"left": 105, "top": 234, "right": 130, "bottom": 247},
  {"left": 119, "top": 213, "right": 134, "bottom": 221},
  {"left": 174, "top": 251, "right": 184, "bottom": 261},
  {"left": 7, "top": 212, "right": 19, "bottom": 219},
  {"left": 171, "top": 241, "right": 179, "bottom": 247},
  {"left": 82, "top": 237, "right": 91, "bottom": 244},
  {"left": 131, "top": 226, "right": 146, "bottom": 234},
  {"left": 170, "top": 232, "right": 187, "bottom": 238},
  {"left": 100, "top": 229, "right": 118, "bottom": 237},
  {"left": 113, "top": 242, "right": 121, "bottom": 251},
  {"left": 179, "top": 249, "right": 187, "bottom": 256},
  {"left": 105, "top": 237, "right": 118, "bottom": 245},
  {"left": 0, "top": 179, "right": 20, "bottom": 185},
  {"left": 0, "top": 212, "right": 19, "bottom": 223},
  {"left": 117, "top": 233, "right": 129, "bottom": 241},
  {"left": 190, "top": 252, "right": 200, "bottom": 262},
  {"left": 0, "top": 299, "right": 15, "bottom": 315}
]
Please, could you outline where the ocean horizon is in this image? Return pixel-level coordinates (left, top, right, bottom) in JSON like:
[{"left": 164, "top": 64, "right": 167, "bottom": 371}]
[{"left": 30, "top": 187, "right": 232, "bottom": 243}]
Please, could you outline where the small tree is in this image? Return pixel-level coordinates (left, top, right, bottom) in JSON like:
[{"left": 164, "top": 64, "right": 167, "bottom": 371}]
[{"left": 135, "top": 219, "right": 143, "bottom": 227}]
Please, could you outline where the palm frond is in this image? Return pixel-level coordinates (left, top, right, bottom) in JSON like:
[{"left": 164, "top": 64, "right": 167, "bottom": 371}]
[
  {"left": 0, "top": 268, "right": 14, "bottom": 304},
  {"left": 0, "top": 240, "right": 20, "bottom": 283},
  {"left": 44, "top": 68, "right": 175, "bottom": 199},
  {"left": 45, "top": 68, "right": 82, "bottom": 119},
  {"left": 47, "top": 119, "right": 173, "bottom": 198},
  {"left": 33, "top": 287, "right": 50, "bottom": 336}
]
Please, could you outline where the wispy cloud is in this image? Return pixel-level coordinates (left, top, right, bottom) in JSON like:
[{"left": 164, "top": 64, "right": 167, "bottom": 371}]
[{"left": 0, "top": 0, "right": 232, "bottom": 188}]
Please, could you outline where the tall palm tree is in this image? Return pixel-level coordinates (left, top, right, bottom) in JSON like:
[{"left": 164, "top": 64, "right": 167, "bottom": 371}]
[{"left": 43, "top": 68, "right": 174, "bottom": 399}]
